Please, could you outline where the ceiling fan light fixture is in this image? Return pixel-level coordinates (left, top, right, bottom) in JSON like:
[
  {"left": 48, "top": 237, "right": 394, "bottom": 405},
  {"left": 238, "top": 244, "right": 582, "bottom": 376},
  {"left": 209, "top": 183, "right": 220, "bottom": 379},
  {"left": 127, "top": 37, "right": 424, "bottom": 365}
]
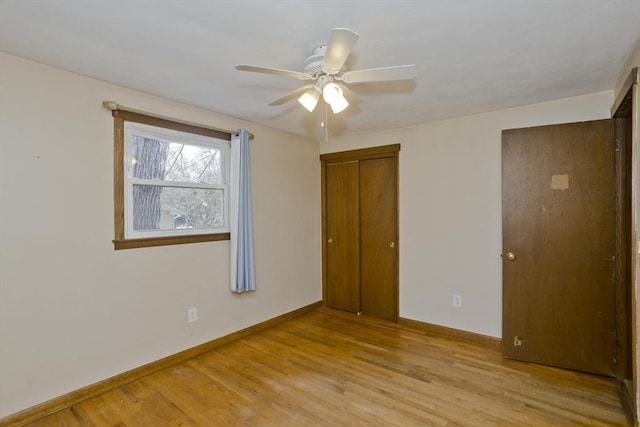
[
  {"left": 322, "top": 82, "right": 343, "bottom": 105},
  {"left": 298, "top": 87, "right": 321, "bottom": 112},
  {"left": 322, "top": 81, "right": 349, "bottom": 113},
  {"left": 329, "top": 95, "right": 349, "bottom": 114}
]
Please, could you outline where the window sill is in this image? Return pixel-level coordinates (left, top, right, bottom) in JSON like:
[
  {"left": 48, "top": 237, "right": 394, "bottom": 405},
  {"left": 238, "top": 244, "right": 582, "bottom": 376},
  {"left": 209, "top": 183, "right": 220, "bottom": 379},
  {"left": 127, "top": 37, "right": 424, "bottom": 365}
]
[{"left": 113, "top": 232, "right": 230, "bottom": 250}]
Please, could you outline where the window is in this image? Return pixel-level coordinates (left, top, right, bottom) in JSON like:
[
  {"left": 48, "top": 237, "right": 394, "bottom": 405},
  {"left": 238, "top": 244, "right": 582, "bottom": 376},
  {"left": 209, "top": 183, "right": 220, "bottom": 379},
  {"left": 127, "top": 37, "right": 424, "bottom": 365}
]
[
  {"left": 112, "top": 110, "right": 231, "bottom": 249},
  {"left": 125, "top": 122, "right": 229, "bottom": 237}
]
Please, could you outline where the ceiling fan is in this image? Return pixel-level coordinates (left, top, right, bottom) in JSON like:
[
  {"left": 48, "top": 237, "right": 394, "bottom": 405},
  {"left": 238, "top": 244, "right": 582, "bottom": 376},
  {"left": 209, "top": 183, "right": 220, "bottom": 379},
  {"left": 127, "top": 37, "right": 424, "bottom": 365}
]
[{"left": 235, "top": 28, "right": 416, "bottom": 115}]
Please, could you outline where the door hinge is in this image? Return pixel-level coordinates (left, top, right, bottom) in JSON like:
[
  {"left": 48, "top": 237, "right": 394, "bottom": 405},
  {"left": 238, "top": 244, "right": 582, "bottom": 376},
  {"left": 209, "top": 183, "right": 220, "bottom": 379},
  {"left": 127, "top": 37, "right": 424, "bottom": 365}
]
[{"left": 615, "top": 139, "right": 621, "bottom": 152}]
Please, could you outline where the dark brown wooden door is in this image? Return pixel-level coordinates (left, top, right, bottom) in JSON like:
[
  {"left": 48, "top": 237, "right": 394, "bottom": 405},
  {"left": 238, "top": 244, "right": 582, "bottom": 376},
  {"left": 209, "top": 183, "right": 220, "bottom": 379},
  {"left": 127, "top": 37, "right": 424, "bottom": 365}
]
[
  {"left": 502, "top": 119, "right": 616, "bottom": 376},
  {"left": 360, "top": 157, "right": 398, "bottom": 320},
  {"left": 326, "top": 161, "right": 360, "bottom": 313}
]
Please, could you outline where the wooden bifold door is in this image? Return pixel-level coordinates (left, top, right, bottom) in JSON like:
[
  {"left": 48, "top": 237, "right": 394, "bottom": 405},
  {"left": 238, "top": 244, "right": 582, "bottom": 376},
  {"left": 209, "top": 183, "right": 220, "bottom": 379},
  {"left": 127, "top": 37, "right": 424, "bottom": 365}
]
[{"left": 321, "top": 145, "right": 399, "bottom": 321}]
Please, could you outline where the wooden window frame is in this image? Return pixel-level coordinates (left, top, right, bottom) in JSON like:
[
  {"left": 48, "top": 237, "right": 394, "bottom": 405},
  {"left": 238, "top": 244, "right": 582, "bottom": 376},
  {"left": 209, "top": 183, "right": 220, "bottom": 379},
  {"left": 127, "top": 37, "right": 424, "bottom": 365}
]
[{"left": 112, "top": 110, "right": 231, "bottom": 250}]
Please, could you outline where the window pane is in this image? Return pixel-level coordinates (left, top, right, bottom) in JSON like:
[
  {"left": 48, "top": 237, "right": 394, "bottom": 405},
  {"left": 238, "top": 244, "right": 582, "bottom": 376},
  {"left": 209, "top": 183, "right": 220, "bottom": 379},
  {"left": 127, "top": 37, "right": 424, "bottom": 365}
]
[
  {"left": 131, "top": 136, "right": 222, "bottom": 184},
  {"left": 132, "top": 185, "right": 224, "bottom": 231}
]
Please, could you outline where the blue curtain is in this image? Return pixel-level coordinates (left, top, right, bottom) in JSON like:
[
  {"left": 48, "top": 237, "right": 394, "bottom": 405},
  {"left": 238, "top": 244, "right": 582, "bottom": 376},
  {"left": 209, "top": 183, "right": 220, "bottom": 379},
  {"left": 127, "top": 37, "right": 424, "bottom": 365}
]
[{"left": 230, "top": 129, "right": 256, "bottom": 293}]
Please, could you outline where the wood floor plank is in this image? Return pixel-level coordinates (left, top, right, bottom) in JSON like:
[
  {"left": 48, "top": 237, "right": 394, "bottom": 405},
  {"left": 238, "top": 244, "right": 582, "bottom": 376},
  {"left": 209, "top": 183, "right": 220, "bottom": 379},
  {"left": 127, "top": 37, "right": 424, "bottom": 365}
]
[
  {"left": 21, "top": 307, "right": 628, "bottom": 426},
  {"left": 19, "top": 409, "right": 81, "bottom": 427}
]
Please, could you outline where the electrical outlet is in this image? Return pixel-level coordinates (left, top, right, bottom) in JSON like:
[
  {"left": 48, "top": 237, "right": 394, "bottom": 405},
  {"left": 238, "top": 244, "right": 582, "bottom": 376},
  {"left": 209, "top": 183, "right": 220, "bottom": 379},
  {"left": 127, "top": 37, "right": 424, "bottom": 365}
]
[
  {"left": 452, "top": 294, "right": 462, "bottom": 308},
  {"left": 188, "top": 307, "right": 198, "bottom": 323}
]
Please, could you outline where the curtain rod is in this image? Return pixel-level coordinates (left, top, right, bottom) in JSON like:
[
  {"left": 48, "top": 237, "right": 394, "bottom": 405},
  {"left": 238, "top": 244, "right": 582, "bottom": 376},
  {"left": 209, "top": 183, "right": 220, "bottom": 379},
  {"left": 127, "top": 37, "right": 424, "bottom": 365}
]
[{"left": 101, "top": 101, "right": 254, "bottom": 140}]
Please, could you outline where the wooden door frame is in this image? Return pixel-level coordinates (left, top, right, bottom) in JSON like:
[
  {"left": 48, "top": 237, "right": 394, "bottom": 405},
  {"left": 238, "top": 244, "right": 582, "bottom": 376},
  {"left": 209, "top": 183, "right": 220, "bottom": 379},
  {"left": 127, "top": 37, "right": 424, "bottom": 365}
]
[
  {"left": 611, "top": 66, "right": 639, "bottom": 423},
  {"left": 320, "top": 144, "right": 400, "bottom": 319}
]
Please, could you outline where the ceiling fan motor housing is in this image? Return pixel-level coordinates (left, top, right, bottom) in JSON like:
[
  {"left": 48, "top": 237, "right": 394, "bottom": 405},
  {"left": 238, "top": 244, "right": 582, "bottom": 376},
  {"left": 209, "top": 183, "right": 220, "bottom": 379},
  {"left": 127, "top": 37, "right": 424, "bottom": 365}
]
[{"left": 304, "top": 45, "right": 328, "bottom": 77}]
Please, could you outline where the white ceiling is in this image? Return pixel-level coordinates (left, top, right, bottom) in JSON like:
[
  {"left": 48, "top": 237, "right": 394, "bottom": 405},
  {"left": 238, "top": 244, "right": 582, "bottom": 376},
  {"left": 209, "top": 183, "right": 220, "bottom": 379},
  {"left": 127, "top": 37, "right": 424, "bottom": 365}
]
[{"left": 1, "top": 1, "right": 639, "bottom": 140}]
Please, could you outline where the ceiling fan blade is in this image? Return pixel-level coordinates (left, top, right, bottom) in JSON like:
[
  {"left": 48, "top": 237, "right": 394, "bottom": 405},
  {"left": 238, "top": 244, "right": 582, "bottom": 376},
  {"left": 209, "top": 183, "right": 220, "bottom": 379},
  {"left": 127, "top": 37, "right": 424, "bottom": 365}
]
[
  {"left": 340, "top": 65, "right": 417, "bottom": 84},
  {"left": 235, "top": 65, "right": 313, "bottom": 80},
  {"left": 269, "top": 84, "right": 315, "bottom": 106},
  {"left": 321, "top": 28, "right": 360, "bottom": 75}
]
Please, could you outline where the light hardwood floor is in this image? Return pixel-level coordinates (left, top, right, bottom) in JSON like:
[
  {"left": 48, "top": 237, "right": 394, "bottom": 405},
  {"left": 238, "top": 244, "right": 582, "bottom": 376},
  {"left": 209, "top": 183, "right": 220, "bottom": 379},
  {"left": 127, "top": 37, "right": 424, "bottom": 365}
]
[{"left": 23, "top": 308, "right": 628, "bottom": 426}]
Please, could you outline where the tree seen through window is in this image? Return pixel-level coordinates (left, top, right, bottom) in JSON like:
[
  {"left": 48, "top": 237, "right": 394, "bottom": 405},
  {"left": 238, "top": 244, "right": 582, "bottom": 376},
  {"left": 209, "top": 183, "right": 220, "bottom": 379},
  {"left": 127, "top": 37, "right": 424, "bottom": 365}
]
[{"left": 131, "top": 135, "right": 224, "bottom": 232}]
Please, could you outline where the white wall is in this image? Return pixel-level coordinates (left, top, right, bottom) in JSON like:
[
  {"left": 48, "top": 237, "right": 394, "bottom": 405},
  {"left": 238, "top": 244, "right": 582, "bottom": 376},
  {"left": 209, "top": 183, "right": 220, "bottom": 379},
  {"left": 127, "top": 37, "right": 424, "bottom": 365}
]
[
  {"left": 321, "top": 90, "right": 614, "bottom": 338},
  {"left": 615, "top": 38, "right": 640, "bottom": 97},
  {"left": 0, "top": 53, "right": 322, "bottom": 417}
]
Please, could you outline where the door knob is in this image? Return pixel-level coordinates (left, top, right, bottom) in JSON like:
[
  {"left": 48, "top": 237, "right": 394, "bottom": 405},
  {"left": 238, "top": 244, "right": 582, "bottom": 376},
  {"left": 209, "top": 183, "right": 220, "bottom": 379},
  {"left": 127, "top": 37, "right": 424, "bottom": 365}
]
[
  {"left": 328, "top": 238, "right": 333, "bottom": 243},
  {"left": 390, "top": 242, "right": 395, "bottom": 248},
  {"left": 506, "top": 252, "right": 516, "bottom": 261}
]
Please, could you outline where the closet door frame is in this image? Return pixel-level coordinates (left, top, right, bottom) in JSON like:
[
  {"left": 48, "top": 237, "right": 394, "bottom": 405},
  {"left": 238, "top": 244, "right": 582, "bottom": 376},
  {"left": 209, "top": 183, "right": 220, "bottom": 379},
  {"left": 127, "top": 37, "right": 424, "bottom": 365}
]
[{"left": 320, "top": 144, "right": 400, "bottom": 319}]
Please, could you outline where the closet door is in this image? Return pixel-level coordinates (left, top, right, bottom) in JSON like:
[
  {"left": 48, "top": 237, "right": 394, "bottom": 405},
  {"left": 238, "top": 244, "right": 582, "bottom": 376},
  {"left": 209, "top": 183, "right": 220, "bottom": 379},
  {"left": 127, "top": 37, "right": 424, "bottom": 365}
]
[
  {"left": 322, "top": 144, "right": 400, "bottom": 320},
  {"left": 360, "top": 157, "right": 398, "bottom": 320},
  {"left": 326, "top": 161, "right": 360, "bottom": 313}
]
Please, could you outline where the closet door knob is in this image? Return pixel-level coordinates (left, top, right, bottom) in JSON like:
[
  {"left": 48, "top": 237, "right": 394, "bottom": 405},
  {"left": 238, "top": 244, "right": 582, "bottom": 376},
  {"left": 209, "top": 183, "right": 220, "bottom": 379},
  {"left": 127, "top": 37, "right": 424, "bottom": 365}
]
[
  {"left": 328, "top": 238, "right": 333, "bottom": 243},
  {"left": 390, "top": 242, "right": 395, "bottom": 248}
]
